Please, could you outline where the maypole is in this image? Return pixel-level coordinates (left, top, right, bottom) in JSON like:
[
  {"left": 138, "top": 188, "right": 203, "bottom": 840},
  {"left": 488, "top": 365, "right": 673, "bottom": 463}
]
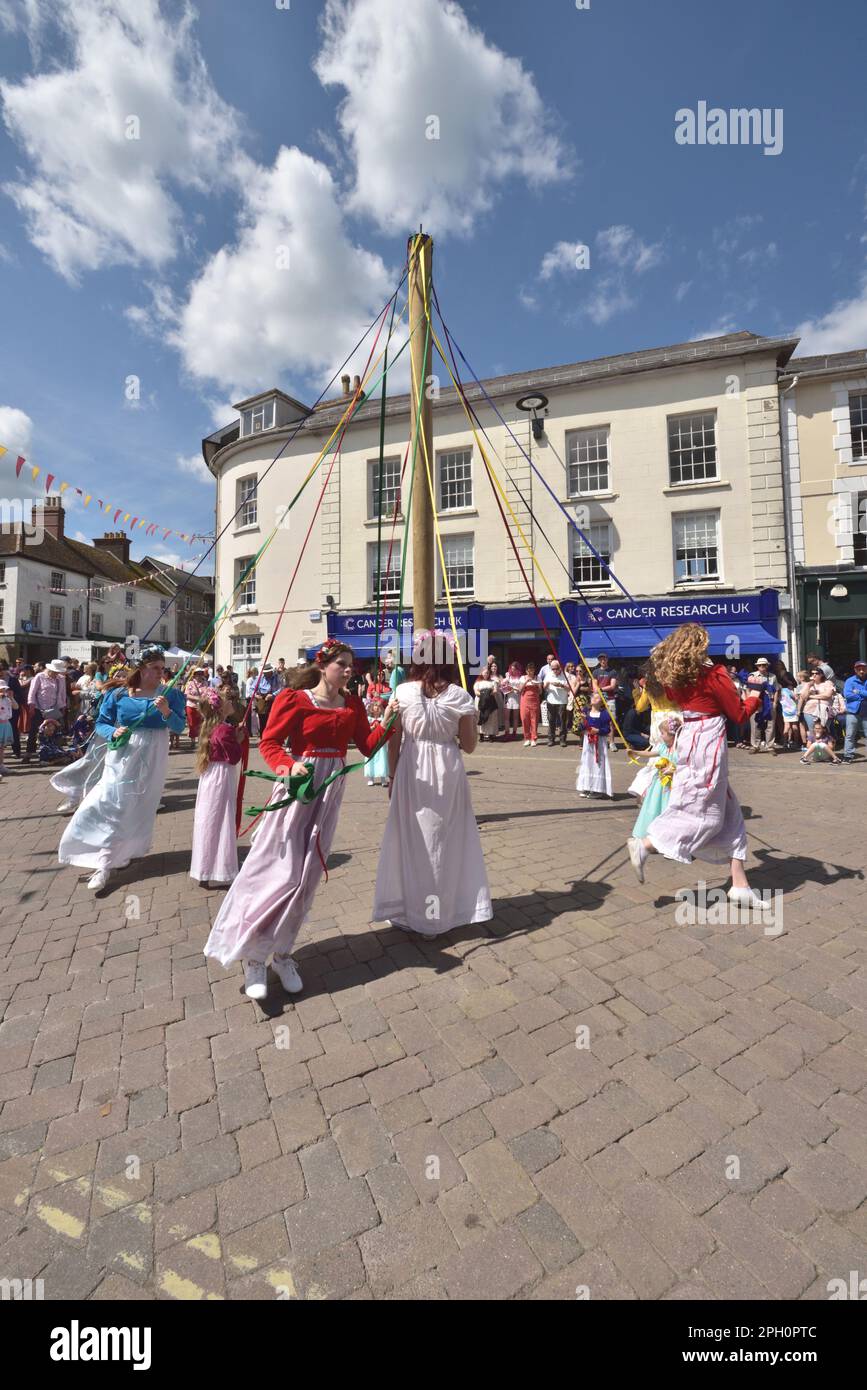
[{"left": 408, "top": 231, "right": 435, "bottom": 633}]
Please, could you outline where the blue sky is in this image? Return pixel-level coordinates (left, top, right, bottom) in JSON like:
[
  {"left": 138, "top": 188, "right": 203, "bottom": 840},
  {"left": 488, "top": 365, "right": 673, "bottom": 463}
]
[{"left": 1, "top": 0, "right": 865, "bottom": 572}]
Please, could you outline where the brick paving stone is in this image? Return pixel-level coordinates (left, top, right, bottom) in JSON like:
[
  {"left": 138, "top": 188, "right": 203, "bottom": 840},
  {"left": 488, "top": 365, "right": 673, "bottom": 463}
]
[
  {"left": 698, "top": 1248, "right": 772, "bottom": 1301},
  {"left": 785, "top": 1146, "right": 867, "bottom": 1213},
  {"left": 168, "top": 1060, "right": 216, "bottom": 1115},
  {"left": 217, "top": 1153, "right": 305, "bottom": 1235},
  {"left": 421, "top": 1068, "right": 491, "bottom": 1125},
  {"left": 223, "top": 1214, "right": 290, "bottom": 1278},
  {"left": 216, "top": 1072, "right": 270, "bottom": 1134},
  {"left": 529, "top": 1248, "right": 635, "bottom": 1301},
  {"left": 621, "top": 1114, "right": 706, "bottom": 1178},
  {"left": 461, "top": 1139, "right": 539, "bottom": 1222},
  {"left": 508, "top": 1127, "right": 563, "bottom": 1175},
  {"left": 357, "top": 1205, "right": 458, "bottom": 1291},
  {"left": 515, "top": 1199, "right": 582, "bottom": 1274},
  {"left": 750, "top": 1179, "right": 820, "bottom": 1235},
  {"left": 617, "top": 1180, "right": 716, "bottom": 1274},
  {"left": 365, "top": 1161, "right": 420, "bottom": 1220},
  {"left": 363, "top": 1056, "right": 431, "bottom": 1108},
  {"left": 551, "top": 1095, "right": 634, "bottom": 1161},
  {"left": 439, "top": 1108, "right": 495, "bottom": 1157},
  {"left": 155, "top": 1136, "right": 240, "bottom": 1203},
  {"left": 332, "top": 1104, "right": 393, "bottom": 1177},
  {"left": 154, "top": 1190, "right": 217, "bottom": 1253},
  {"left": 705, "top": 1195, "right": 816, "bottom": 1299},
  {"left": 236, "top": 1119, "right": 282, "bottom": 1172},
  {"left": 438, "top": 1224, "right": 542, "bottom": 1299},
  {"left": 393, "top": 1122, "right": 464, "bottom": 1201},
  {"left": 286, "top": 1238, "right": 367, "bottom": 1300},
  {"left": 602, "top": 1222, "right": 677, "bottom": 1300},
  {"left": 436, "top": 1181, "right": 497, "bottom": 1249},
  {"left": 481, "top": 1084, "right": 558, "bottom": 1141}
]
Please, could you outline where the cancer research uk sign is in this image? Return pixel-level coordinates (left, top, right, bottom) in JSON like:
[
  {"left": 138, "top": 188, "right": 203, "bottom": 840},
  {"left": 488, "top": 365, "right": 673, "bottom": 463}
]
[
  {"left": 578, "top": 593, "right": 773, "bottom": 628},
  {"left": 332, "top": 611, "right": 467, "bottom": 636}
]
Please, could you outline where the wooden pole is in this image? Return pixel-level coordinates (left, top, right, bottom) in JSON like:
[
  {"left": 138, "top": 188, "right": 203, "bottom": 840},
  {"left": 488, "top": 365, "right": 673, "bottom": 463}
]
[{"left": 408, "top": 232, "right": 434, "bottom": 633}]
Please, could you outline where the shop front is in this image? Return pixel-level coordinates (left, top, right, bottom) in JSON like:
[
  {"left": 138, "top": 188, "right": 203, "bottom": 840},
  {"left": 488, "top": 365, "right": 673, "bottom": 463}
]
[
  {"left": 798, "top": 571, "right": 867, "bottom": 673},
  {"left": 576, "top": 590, "right": 784, "bottom": 665}
]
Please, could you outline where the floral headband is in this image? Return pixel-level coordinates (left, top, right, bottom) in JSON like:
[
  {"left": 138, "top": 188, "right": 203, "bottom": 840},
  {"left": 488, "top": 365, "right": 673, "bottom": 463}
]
[
  {"left": 201, "top": 687, "right": 222, "bottom": 710},
  {"left": 315, "top": 639, "right": 346, "bottom": 666}
]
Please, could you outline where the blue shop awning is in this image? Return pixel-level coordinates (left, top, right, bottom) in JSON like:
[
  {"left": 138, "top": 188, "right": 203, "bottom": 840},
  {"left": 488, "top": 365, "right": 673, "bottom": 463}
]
[{"left": 578, "top": 623, "right": 784, "bottom": 658}]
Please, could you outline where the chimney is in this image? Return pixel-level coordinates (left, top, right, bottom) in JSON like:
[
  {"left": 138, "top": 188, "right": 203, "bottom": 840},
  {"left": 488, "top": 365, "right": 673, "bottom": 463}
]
[
  {"left": 352, "top": 375, "right": 361, "bottom": 394},
  {"left": 93, "top": 531, "right": 131, "bottom": 565},
  {"left": 35, "top": 496, "right": 65, "bottom": 540},
  {"left": 341, "top": 374, "right": 351, "bottom": 397}
]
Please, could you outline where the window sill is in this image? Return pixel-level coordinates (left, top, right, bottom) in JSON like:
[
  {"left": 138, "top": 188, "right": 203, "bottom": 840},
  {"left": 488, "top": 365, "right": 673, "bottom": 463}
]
[
  {"left": 564, "top": 493, "right": 618, "bottom": 504},
  {"left": 364, "top": 515, "right": 405, "bottom": 528},
  {"left": 670, "top": 581, "right": 729, "bottom": 592},
  {"left": 233, "top": 523, "right": 260, "bottom": 536},
  {"left": 663, "top": 480, "right": 730, "bottom": 495},
  {"left": 437, "top": 507, "right": 478, "bottom": 520},
  {"left": 232, "top": 607, "right": 259, "bottom": 616}
]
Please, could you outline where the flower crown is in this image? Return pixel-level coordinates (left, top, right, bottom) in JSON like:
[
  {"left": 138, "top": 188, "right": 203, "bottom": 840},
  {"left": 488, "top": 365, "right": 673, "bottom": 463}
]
[
  {"left": 201, "top": 687, "right": 222, "bottom": 710},
  {"left": 315, "top": 639, "right": 345, "bottom": 666}
]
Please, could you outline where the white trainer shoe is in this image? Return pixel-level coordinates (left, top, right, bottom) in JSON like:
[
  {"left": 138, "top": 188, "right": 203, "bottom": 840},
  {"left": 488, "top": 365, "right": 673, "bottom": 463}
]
[
  {"left": 272, "top": 955, "right": 303, "bottom": 994},
  {"left": 523, "top": 740, "right": 531, "bottom": 746},
  {"left": 727, "top": 886, "right": 767, "bottom": 911},
  {"left": 87, "top": 869, "right": 110, "bottom": 892},
  {"left": 244, "top": 960, "right": 269, "bottom": 1000},
  {"left": 627, "top": 837, "right": 647, "bottom": 884},
  {"left": 57, "top": 800, "right": 76, "bottom": 814}
]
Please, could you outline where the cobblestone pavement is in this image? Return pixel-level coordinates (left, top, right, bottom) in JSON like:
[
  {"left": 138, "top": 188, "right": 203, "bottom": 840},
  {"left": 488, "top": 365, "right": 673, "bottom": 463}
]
[{"left": 1, "top": 737, "right": 866, "bottom": 1301}]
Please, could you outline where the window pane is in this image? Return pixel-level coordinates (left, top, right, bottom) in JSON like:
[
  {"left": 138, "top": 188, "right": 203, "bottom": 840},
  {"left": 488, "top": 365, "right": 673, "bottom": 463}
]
[
  {"left": 854, "top": 492, "right": 867, "bottom": 564},
  {"left": 235, "top": 557, "right": 256, "bottom": 607},
  {"left": 570, "top": 523, "right": 611, "bottom": 587},
  {"left": 567, "top": 429, "right": 610, "bottom": 495},
  {"left": 370, "top": 456, "right": 402, "bottom": 518},
  {"left": 442, "top": 535, "right": 474, "bottom": 595},
  {"left": 370, "top": 543, "right": 401, "bottom": 600},
  {"left": 674, "top": 511, "right": 720, "bottom": 582},
  {"left": 668, "top": 412, "right": 718, "bottom": 484},
  {"left": 438, "top": 449, "right": 472, "bottom": 510},
  {"left": 850, "top": 394, "right": 867, "bottom": 462},
  {"left": 238, "top": 476, "right": 258, "bottom": 526}
]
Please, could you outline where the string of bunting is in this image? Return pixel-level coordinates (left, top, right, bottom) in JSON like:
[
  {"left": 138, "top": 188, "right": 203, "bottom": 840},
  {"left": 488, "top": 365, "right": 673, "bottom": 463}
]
[
  {"left": 0, "top": 443, "right": 210, "bottom": 546},
  {"left": 34, "top": 557, "right": 209, "bottom": 594}
]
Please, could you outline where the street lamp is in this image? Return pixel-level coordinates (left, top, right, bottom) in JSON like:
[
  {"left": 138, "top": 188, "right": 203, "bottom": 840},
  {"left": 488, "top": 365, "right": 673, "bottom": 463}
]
[{"left": 516, "top": 392, "right": 549, "bottom": 442}]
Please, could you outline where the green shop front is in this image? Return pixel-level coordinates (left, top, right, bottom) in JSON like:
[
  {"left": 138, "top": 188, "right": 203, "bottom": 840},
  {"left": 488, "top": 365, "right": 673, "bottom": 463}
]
[{"left": 798, "top": 570, "right": 867, "bottom": 670}]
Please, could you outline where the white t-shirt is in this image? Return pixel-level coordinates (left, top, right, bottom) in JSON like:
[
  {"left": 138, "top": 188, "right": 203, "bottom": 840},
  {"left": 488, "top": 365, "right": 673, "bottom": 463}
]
[{"left": 545, "top": 674, "right": 570, "bottom": 705}]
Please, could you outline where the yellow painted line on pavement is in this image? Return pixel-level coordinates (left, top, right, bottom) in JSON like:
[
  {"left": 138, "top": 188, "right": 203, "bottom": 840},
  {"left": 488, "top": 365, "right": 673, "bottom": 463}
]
[
  {"left": 188, "top": 1233, "right": 221, "bottom": 1260},
  {"left": 34, "top": 1202, "right": 85, "bottom": 1241}
]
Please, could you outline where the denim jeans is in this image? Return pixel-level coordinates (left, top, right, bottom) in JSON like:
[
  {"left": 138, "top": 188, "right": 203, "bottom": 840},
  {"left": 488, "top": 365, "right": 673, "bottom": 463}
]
[{"left": 844, "top": 713, "right": 867, "bottom": 758}]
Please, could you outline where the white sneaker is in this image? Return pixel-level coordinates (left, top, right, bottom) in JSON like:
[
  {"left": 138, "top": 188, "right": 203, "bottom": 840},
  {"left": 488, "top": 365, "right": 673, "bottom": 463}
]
[
  {"left": 244, "top": 960, "right": 269, "bottom": 1000},
  {"left": 272, "top": 955, "right": 303, "bottom": 994},
  {"left": 87, "top": 869, "right": 110, "bottom": 892},
  {"left": 523, "top": 740, "right": 530, "bottom": 746},
  {"left": 367, "top": 779, "right": 374, "bottom": 786},
  {"left": 57, "top": 800, "right": 76, "bottom": 814},
  {"left": 627, "top": 837, "right": 647, "bottom": 884},
  {"left": 727, "top": 886, "right": 767, "bottom": 911}
]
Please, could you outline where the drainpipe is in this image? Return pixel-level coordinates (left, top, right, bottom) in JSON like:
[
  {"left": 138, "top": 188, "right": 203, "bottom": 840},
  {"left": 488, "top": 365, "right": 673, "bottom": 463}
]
[{"left": 778, "top": 374, "right": 800, "bottom": 670}]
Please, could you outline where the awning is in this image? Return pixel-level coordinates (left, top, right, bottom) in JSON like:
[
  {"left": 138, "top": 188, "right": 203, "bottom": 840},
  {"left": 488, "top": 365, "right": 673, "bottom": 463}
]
[{"left": 578, "top": 623, "right": 784, "bottom": 658}]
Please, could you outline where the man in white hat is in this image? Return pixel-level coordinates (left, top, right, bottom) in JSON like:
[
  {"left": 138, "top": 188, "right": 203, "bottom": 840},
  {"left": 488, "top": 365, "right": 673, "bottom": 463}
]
[
  {"left": 22, "top": 658, "right": 68, "bottom": 763},
  {"left": 745, "top": 656, "right": 778, "bottom": 754}
]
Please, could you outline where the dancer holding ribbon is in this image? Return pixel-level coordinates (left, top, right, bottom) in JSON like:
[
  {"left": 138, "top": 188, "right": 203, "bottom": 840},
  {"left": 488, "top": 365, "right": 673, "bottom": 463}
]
[
  {"left": 626, "top": 624, "right": 763, "bottom": 907},
  {"left": 58, "top": 649, "right": 186, "bottom": 892},
  {"left": 203, "top": 639, "right": 391, "bottom": 1000}
]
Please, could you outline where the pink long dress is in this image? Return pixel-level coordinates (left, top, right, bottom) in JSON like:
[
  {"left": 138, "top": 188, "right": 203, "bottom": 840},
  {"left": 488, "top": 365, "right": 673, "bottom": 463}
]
[{"left": 190, "top": 722, "right": 242, "bottom": 885}]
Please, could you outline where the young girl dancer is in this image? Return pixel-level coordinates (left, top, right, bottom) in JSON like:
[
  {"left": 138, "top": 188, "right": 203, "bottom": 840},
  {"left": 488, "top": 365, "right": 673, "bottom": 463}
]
[
  {"left": 203, "top": 639, "right": 390, "bottom": 1000},
  {"left": 0, "top": 680, "right": 17, "bottom": 777},
  {"left": 364, "top": 696, "right": 390, "bottom": 787},
  {"left": 373, "top": 632, "right": 492, "bottom": 937},
  {"left": 58, "top": 650, "right": 186, "bottom": 892},
  {"left": 626, "top": 624, "right": 763, "bottom": 907},
  {"left": 190, "top": 689, "right": 244, "bottom": 889},
  {"left": 576, "top": 691, "right": 613, "bottom": 798},
  {"left": 628, "top": 716, "right": 681, "bottom": 838}
]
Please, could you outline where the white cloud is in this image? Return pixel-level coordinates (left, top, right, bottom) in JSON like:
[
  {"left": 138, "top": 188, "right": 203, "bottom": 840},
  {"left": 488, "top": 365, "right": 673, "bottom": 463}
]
[
  {"left": 690, "top": 315, "right": 738, "bottom": 342},
  {"left": 738, "top": 241, "right": 777, "bottom": 268},
  {"left": 171, "top": 147, "right": 394, "bottom": 398},
  {"left": 0, "top": 404, "right": 33, "bottom": 457},
  {"left": 795, "top": 277, "right": 867, "bottom": 354},
  {"left": 539, "top": 241, "right": 587, "bottom": 281},
  {"left": 597, "top": 224, "right": 663, "bottom": 275},
  {"left": 675, "top": 280, "right": 692, "bottom": 302},
  {"left": 177, "top": 451, "right": 213, "bottom": 486},
  {"left": 1, "top": 0, "right": 241, "bottom": 282},
  {"left": 314, "top": 0, "right": 570, "bottom": 237},
  {"left": 584, "top": 277, "right": 635, "bottom": 326}
]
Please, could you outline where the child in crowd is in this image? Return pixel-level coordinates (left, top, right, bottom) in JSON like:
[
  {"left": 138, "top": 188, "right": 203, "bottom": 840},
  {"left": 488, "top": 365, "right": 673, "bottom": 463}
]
[
  {"left": 70, "top": 712, "right": 93, "bottom": 757},
  {"left": 190, "top": 689, "right": 244, "bottom": 889},
  {"left": 778, "top": 683, "right": 803, "bottom": 752},
  {"left": 576, "top": 691, "right": 613, "bottom": 798},
  {"left": 801, "top": 722, "right": 842, "bottom": 766},
  {"left": 0, "top": 680, "right": 18, "bottom": 778},
  {"left": 364, "top": 697, "right": 390, "bottom": 787},
  {"left": 628, "top": 716, "right": 681, "bottom": 837},
  {"left": 38, "top": 717, "right": 71, "bottom": 764}
]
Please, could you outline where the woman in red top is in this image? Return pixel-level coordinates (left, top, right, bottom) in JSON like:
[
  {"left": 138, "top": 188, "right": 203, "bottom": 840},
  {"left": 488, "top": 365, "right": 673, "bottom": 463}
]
[
  {"left": 627, "top": 624, "right": 763, "bottom": 907},
  {"left": 204, "top": 640, "right": 390, "bottom": 1000}
]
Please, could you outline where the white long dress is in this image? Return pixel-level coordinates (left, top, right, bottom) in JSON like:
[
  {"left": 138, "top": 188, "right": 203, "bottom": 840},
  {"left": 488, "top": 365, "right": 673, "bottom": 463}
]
[
  {"left": 50, "top": 731, "right": 109, "bottom": 807},
  {"left": 58, "top": 730, "right": 170, "bottom": 871},
  {"left": 373, "top": 682, "right": 492, "bottom": 936},
  {"left": 576, "top": 717, "right": 613, "bottom": 796}
]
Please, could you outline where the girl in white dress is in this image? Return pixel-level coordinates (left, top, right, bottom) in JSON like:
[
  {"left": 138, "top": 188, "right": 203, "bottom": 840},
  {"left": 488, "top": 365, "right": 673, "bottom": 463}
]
[
  {"left": 576, "top": 693, "right": 613, "bottom": 798},
  {"left": 373, "top": 635, "right": 492, "bottom": 937}
]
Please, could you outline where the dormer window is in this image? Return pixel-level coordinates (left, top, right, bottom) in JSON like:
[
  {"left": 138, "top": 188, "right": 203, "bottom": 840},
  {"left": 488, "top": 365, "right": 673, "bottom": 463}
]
[{"left": 241, "top": 399, "right": 275, "bottom": 436}]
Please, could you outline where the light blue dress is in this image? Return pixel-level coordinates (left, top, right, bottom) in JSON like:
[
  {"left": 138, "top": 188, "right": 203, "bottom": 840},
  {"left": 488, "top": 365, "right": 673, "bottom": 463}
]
[
  {"left": 364, "top": 717, "right": 391, "bottom": 781},
  {"left": 632, "top": 740, "right": 679, "bottom": 838}
]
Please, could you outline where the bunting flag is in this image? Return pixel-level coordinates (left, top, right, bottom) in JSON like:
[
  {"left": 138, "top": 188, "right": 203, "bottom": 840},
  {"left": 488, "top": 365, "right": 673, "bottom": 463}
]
[{"left": 0, "top": 441, "right": 213, "bottom": 548}]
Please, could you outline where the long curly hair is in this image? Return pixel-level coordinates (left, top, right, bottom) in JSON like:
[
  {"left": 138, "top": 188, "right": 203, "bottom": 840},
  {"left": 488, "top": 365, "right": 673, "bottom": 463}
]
[
  {"left": 650, "top": 623, "right": 710, "bottom": 691},
  {"left": 640, "top": 655, "right": 666, "bottom": 701}
]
